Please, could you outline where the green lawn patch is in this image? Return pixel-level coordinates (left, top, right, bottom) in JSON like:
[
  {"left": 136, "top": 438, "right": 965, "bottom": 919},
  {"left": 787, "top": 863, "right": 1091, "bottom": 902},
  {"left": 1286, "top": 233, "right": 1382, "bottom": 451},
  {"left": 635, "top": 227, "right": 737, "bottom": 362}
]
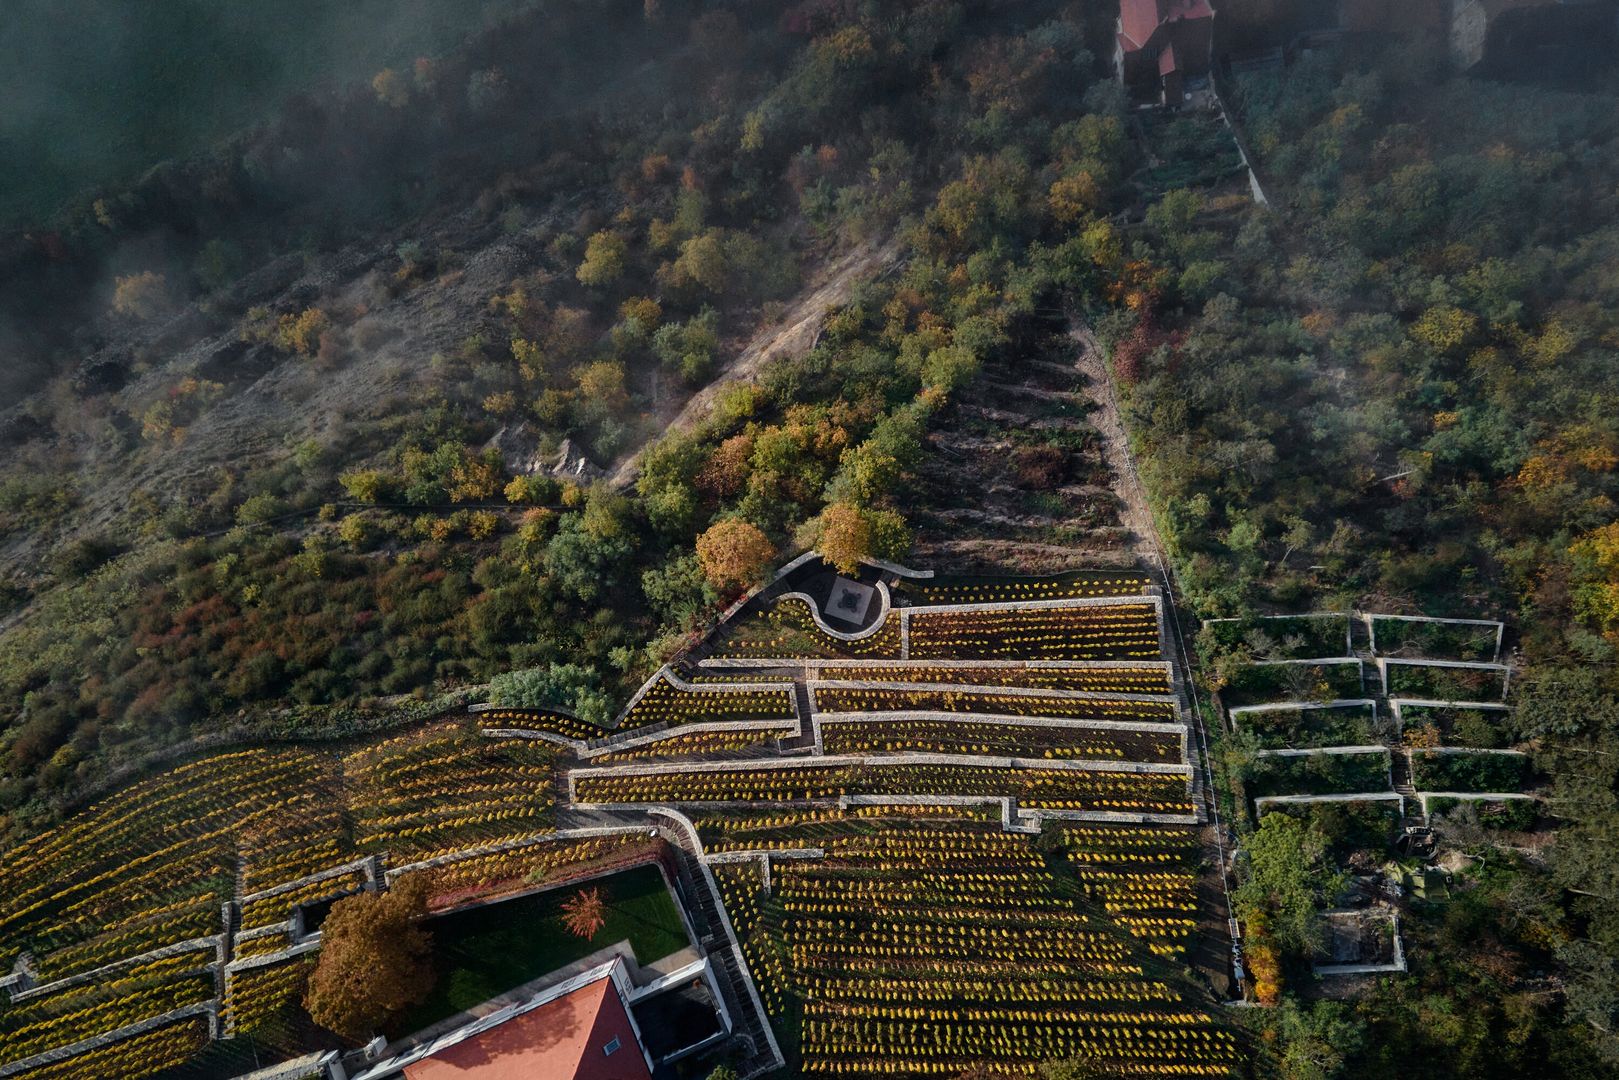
[{"left": 389, "top": 863, "right": 688, "bottom": 1038}]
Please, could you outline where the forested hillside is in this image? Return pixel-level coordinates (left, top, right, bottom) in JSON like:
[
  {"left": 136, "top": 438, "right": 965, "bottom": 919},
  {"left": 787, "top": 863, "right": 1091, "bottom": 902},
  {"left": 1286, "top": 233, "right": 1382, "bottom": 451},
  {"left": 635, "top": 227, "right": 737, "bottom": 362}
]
[{"left": 1102, "top": 37, "right": 1619, "bottom": 1080}]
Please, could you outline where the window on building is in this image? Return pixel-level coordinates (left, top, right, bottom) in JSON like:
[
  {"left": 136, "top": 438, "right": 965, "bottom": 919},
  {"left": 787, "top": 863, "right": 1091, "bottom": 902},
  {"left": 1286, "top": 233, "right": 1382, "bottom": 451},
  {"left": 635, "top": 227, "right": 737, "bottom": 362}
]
[{"left": 603, "top": 1036, "right": 622, "bottom": 1056}]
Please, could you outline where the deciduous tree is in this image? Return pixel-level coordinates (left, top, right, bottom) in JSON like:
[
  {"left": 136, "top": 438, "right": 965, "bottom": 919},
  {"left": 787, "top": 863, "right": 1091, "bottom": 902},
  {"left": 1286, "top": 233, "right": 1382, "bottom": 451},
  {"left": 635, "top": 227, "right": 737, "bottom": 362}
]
[
  {"left": 696, "top": 519, "right": 775, "bottom": 592},
  {"left": 561, "top": 886, "right": 609, "bottom": 940},
  {"left": 304, "top": 876, "right": 434, "bottom": 1042}
]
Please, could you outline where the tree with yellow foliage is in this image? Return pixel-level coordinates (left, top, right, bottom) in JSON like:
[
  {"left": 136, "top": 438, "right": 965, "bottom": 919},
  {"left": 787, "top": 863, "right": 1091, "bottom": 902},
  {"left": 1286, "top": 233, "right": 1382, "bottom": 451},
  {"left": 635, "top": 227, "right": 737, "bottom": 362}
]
[
  {"left": 577, "top": 230, "right": 627, "bottom": 288},
  {"left": 696, "top": 519, "right": 775, "bottom": 592},
  {"left": 112, "top": 271, "right": 173, "bottom": 319},
  {"left": 1570, "top": 522, "right": 1619, "bottom": 635},
  {"left": 817, "top": 503, "right": 872, "bottom": 576}
]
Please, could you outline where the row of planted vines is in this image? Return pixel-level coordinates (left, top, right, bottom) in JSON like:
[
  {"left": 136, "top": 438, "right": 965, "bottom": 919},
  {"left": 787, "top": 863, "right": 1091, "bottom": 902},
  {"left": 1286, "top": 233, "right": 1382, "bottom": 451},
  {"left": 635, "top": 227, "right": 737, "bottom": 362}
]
[
  {"left": 893, "top": 572, "right": 1154, "bottom": 605},
  {"left": 712, "top": 596, "right": 903, "bottom": 660},
  {"left": 592, "top": 728, "right": 786, "bottom": 762},
  {"left": 819, "top": 717, "right": 1184, "bottom": 763},
  {"left": 344, "top": 723, "right": 555, "bottom": 856},
  {"left": 0, "top": 747, "right": 328, "bottom": 978},
  {"left": 820, "top": 664, "right": 1174, "bottom": 694},
  {"left": 713, "top": 815, "right": 1237, "bottom": 1077},
  {"left": 18, "top": 1013, "right": 212, "bottom": 1080},
  {"left": 474, "top": 707, "right": 604, "bottom": 740},
  {"left": 619, "top": 674, "right": 796, "bottom": 729},
  {"left": 0, "top": 715, "right": 573, "bottom": 1078},
  {"left": 908, "top": 604, "right": 1161, "bottom": 661},
  {"left": 815, "top": 684, "right": 1177, "bottom": 723},
  {"left": 574, "top": 761, "right": 1194, "bottom": 815},
  {"left": 0, "top": 963, "right": 213, "bottom": 1068}
]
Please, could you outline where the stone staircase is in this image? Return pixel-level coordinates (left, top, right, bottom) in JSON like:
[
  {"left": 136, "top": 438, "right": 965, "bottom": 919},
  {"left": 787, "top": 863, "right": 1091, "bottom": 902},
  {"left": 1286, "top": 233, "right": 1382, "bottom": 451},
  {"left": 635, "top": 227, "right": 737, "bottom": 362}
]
[
  {"left": 1390, "top": 748, "right": 1418, "bottom": 822},
  {"left": 661, "top": 830, "right": 781, "bottom": 1077}
]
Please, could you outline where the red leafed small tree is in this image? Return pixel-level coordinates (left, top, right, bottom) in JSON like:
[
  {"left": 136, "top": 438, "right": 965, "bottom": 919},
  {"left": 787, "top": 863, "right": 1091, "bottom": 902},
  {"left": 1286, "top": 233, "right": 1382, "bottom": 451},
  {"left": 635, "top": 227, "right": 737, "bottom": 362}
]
[{"left": 561, "top": 887, "right": 608, "bottom": 940}]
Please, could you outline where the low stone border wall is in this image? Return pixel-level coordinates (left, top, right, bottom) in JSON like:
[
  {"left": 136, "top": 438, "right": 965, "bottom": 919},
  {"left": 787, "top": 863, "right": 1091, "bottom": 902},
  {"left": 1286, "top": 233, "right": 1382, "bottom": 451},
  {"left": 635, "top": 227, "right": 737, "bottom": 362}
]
[
  {"left": 0, "top": 1001, "right": 216, "bottom": 1078},
  {"left": 9, "top": 936, "right": 222, "bottom": 1004}
]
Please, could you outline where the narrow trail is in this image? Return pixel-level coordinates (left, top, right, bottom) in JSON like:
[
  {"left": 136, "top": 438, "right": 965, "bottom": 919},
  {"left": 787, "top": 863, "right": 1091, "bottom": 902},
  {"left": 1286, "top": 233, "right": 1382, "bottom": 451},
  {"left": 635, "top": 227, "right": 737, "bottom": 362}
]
[
  {"left": 610, "top": 236, "right": 903, "bottom": 488},
  {"left": 1070, "top": 317, "right": 1244, "bottom": 1000},
  {"left": 1070, "top": 322, "right": 1157, "bottom": 564}
]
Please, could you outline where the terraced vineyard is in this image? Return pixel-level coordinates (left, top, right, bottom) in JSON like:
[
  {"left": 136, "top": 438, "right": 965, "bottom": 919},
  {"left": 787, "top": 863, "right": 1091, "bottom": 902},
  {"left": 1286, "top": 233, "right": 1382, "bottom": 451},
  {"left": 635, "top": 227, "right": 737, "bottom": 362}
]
[
  {"left": 0, "top": 564, "right": 1232, "bottom": 1078},
  {"left": 713, "top": 817, "right": 1233, "bottom": 1077},
  {"left": 569, "top": 567, "right": 1234, "bottom": 1077}
]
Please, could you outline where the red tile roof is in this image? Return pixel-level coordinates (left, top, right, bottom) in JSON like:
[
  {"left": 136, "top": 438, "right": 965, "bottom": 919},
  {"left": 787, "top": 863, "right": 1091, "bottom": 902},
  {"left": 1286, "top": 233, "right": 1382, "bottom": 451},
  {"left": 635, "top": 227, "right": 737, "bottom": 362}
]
[
  {"left": 1159, "top": 43, "right": 1179, "bottom": 76},
  {"left": 1118, "top": 0, "right": 1215, "bottom": 51},
  {"left": 404, "top": 975, "right": 652, "bottom": 1080}
]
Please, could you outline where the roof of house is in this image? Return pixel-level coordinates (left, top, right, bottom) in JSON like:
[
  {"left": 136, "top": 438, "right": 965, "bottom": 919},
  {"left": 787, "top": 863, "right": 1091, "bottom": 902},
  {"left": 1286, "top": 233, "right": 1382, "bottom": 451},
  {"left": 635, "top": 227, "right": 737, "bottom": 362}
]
[
  {"left": 1159, "top": 43, "right": 1180, "bottom": 76},
  {"left": 403, "top": 973, "right": 652, "bottom": 1080},
  {"left": 1118, "top": 0, "right": 1215, "bottom": 51}
]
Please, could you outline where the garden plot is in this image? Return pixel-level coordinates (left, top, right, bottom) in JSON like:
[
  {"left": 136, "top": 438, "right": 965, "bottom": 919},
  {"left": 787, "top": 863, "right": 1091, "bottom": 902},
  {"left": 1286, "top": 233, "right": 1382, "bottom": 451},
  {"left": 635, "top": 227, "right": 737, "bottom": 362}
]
[
  {"left": 892, "top": 570, "right": 1154, "bottom": 605},
  {"left": 1243, "top": 747, "right": 1393, "bottom": 803},
  {"left": 819, "top": 662, "right": 1174, "bottom": 694},
  {"left": 907, "top": 601, "right": 1163, "bottom": 661},
  {"left": 812, "top": 683, "right": 1177, "bottom": 723},
  {"left": 1409, "top": 748, "right": 1530, "bottom": 794},
  {"left": 1390, "top": 701, "right": 1513, "bottom": 748},
  {"left": 618, "top": 670, "right": 797, "bottom": 730},
  {"left": 1219, "top": 658, "right": 1365, "bottom": 710},
  {"left": 572, "top": 757, "right": 1196, "bottom": 817},
  {"left": 817, "top": 715, "right": 1185, "bottom": 763},
  {"left": 715, "top": 816, "right": 1238, "bottom": 1078}
]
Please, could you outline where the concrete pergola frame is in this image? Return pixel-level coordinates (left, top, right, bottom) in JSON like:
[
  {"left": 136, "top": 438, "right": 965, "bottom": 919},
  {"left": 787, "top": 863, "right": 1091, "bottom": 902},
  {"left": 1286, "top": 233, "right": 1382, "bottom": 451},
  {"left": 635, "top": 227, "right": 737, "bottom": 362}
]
[
  {"left": 1377, "top": 657, "right": 1511, "bottom": 700},
  {"left": 1203, "top": 611, "right": 1354, "bottom": 656},
  {"left": 1312, "top": 907, "right": 1406, "bottom": 977},
  {"left": 1227, "top": 698, "right": 1381, "bottom": 740},
  {"left": 1365, "top": 613, "right": 1505, "bottom": 663}
]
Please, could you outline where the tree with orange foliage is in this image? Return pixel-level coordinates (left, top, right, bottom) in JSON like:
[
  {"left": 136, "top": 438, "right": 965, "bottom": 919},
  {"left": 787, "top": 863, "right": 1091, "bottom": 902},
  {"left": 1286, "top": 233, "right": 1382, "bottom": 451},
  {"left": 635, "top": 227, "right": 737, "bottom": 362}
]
[
  {"left": 696, "top": 519, "right": 775, "bottom": 592},
  {"left": 304, "top": 876, "right": 435, "bottom": 1041},
  {"left": 561, "top": 886, "right": 609, "bottom": 940},
  {"left": 1243, "top": 912, "right": 1284, "bottom": 1006}
]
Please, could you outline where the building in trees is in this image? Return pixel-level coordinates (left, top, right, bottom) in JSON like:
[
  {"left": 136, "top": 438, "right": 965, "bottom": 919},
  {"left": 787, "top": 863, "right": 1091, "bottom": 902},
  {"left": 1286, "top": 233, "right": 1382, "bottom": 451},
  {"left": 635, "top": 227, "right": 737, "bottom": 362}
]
[{"left": 1114, "top": 0, "right": 1215, "bottom": 106}]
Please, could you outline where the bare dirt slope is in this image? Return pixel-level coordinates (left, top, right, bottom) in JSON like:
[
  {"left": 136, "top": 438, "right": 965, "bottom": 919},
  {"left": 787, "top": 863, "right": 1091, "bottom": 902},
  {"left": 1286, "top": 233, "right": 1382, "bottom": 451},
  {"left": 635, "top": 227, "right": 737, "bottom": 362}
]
[
  {"left": 1069, "top": 319, "right": 1158, "bottom": 563},
  {"left": 909, "top": 324, "right": 1143, "bottom": 572}
]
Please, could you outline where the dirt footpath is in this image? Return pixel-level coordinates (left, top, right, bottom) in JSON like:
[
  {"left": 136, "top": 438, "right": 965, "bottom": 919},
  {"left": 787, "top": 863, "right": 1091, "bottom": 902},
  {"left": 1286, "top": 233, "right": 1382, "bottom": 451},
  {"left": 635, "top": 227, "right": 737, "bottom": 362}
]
[
  {"left": 609, "top": 237, "right": 902, "bottom": 488},
  {"left": 1069, "top": 320, "right": 1158, "bottom": 563}
]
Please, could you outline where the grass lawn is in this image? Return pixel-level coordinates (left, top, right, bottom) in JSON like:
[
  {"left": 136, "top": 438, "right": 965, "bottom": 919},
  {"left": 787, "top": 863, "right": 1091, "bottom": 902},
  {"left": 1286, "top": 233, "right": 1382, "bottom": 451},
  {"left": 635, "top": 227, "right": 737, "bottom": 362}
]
[{"left": 389, "top": 863, "right": 689, "bottom": 1038}]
